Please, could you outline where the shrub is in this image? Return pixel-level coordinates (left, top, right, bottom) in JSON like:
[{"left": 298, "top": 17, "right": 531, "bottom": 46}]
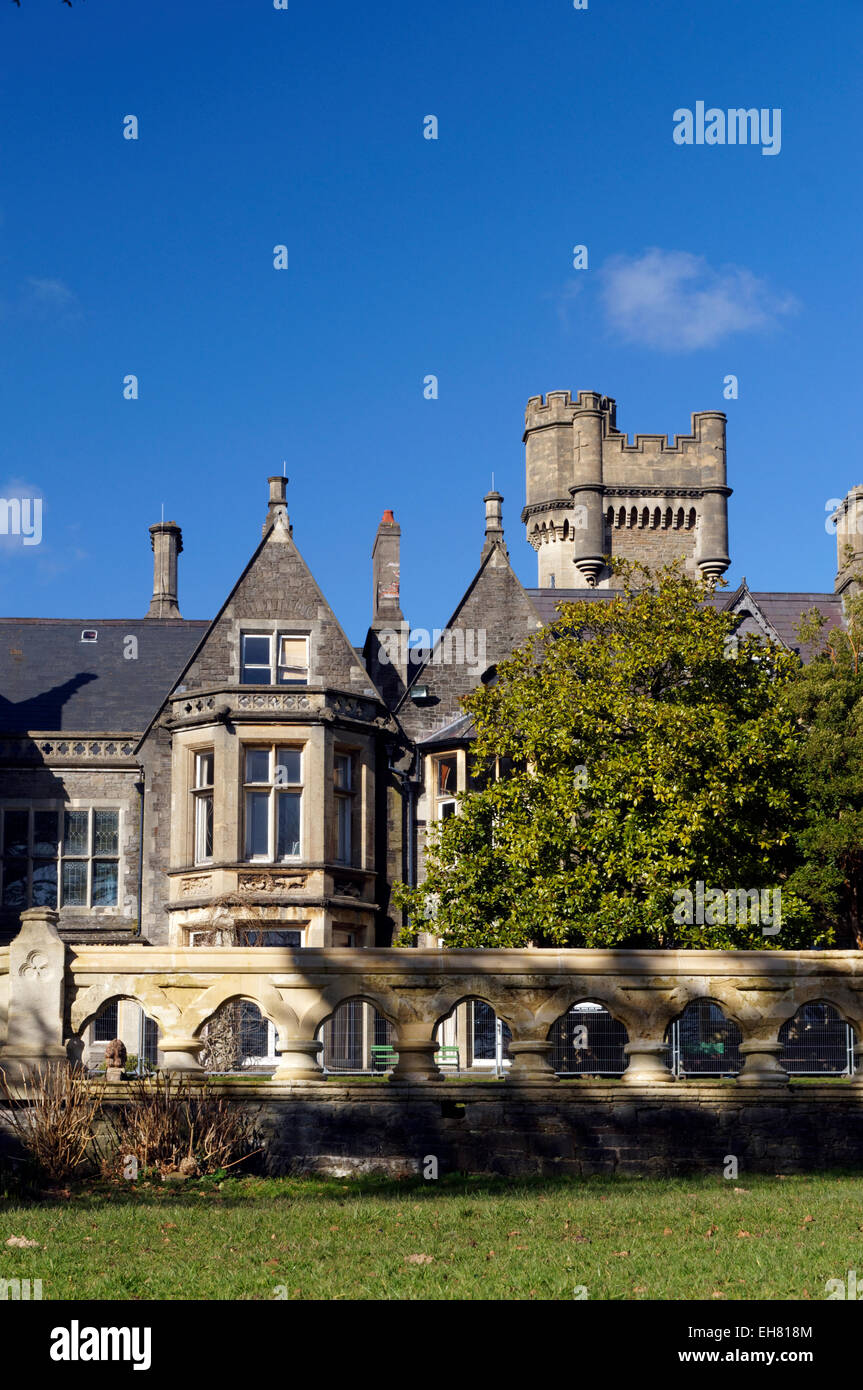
[
  {"left": 104, "top": 1075, "right": 259, "bottom": 1178},
  {"left": 0, "top": 1064, "right": 106, "bottom": 1181}
]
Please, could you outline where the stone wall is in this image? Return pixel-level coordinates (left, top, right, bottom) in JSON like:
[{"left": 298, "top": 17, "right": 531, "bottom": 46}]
[{"left": 4, "top": 909, "right": 863, "bottom": 1174}]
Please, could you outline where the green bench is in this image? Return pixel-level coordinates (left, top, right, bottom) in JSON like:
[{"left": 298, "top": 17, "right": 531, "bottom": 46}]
[
  {"left": 435, "top": 1044, "right": 460, "bottom": 1072},
  {"left": 370, "top": 1045, "right": 399, "bottom": 1071},
  {"left": 369, "top": 1044, "right": 461, "bottom": 1073}
]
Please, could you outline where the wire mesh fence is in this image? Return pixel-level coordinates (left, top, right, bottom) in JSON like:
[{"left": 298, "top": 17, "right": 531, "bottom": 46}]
[
  {"left": 778, "top": 1002, "right": 855, "bottom": 1076},
  {"left": 666, "top": 1000, "right": 743, "bottom": 1076},
  {"left": 319, "top": 1000, "right": 395, "bottom": 1073},
  {"left": 549, "top": 1002, "right": 628, "bottom": 1076}
]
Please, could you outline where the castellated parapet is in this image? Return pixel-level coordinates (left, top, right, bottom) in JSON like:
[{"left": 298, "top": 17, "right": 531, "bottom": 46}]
[{"left": 521, "top": 390, "right": 731, "bottom": 588}]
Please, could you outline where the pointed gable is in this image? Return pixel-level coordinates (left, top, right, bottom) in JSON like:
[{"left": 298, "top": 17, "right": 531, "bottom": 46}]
[
  {"left": 159, "top": 513, "right": 377, "bottom": 700},
  {"left": 399, "top": 540, "right": 542, "bottom": 739}
]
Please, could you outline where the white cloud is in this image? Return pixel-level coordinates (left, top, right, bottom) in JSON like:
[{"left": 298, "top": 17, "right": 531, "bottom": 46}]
[
  {"left": 21, "top": 277, "right": 80, "bottom": 320},
  {"left": 597, "top": 248, "right": 797, "bottom": 351}
]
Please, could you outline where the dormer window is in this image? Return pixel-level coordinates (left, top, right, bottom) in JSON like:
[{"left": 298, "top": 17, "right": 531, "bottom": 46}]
[{"left": 240, "top": 632, "right": 309, "bottom": 686}]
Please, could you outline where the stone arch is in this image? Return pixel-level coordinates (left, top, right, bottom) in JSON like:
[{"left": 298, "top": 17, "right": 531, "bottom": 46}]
[
  {"left": 764, "top": 980, "right": 863, "bottom": 1040},
  {"left": 606, "top": 506, "right": 614, "bottom": 528},
  {"left": 653, "top": 506, "right": 661, "bottom": 529},
  {"left": 180, "top": 976, "right": 298, "bottom": 1045},
  {"left": 300, "top": 979, "right": 401, "bottom": 1035},
  {"left": 664, "top": 507, "right": 672, "bottom": 529},
  {"left": 640, "top": 506, "right": 649, "bottom": 528},
  {"left": 434, "top": 995, "right": 513, "bottom": 1072},
  {"left": 629, "top": 506, "right": 638, "bottom": 528},
  {"left": 778, "top": 1000, "right": 856, "bottom": 1076},
  {"left": 529, "top": 981, "right": 642, "bottom": 1036},
  {"left": 316, "top": 994, "right": 397, "bottom": 1074},
  {"left": 617, "top": 505, "right": 626, "bottom": 529},
  {"left": 562, "top": 518, "right": 569, "bottom": 540},
  {"left": 199, "top": 998, "right": 276, "bottom": 1073},
  {"left": 665, "top": 997, "right": 743, "bottom": 1077},
  {"left": 547, "top": 999, "right": 629, "bottom": 1076},
  {"left": 71, "top": 978, "right": 180, "bottom": 1038},
  {"left": 687, "top": 507, "right": 696, "bottom": 529},
  {"left": 675, "top": 507, "right": 684, "bottom": 529}
]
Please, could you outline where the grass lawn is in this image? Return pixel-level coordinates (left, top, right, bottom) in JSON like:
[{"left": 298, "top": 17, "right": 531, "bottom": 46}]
[{"left": 2, "top": 1170, "right": 862, "bottom": 1301}]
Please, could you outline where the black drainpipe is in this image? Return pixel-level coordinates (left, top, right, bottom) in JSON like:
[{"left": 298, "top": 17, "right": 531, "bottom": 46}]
[{"left": 134, "top": 767, "right": 145, "bottom": 938}]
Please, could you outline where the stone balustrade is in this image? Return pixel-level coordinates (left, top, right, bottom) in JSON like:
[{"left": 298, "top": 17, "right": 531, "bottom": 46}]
[{"left": 2, "top": 907, "right": 863, "bottom": 1089}]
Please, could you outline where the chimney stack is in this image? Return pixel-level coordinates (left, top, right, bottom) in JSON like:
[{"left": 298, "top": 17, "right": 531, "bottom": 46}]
[
  {"left": 481, "top": 491, "right": 507, "bottom": 561},
  {"left": 263, "top": 475, "right": 291, "bottom": 538},
  {"left": 364, "top": 509, "right": 409, "bottom": 700},
  {"left": 372, "top": 510, "right": 404, "bottom": 623},
  {"left": 146, "top": 522, "right": 182, "bottom": 618}
]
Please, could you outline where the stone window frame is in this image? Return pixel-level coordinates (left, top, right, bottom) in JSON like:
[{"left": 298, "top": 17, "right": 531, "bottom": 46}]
[
  {"left": 0, "top": 799, "right": 123, "bottom": 914},
  {"left": 238, "top": 628, "right": 311, "bottom": 687},
  {"left": 241, "top": 742, "right": 305, "bottom": 864},
  {"left": 192, "top": 748, "right": 215, "bottom": 866},
  {"left": 429, "top": 751, "right": 464, "bottom": 821},
  {"left": 333, "top": 748, "right": 355, "bottom": 866}
]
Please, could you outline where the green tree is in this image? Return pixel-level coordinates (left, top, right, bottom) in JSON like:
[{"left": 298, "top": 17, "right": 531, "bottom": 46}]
[
  {"left": 786, "top": 579, "right": 863, "bottom": 947},
  {"left": 395, "top": 561, "right": 819, "bottom": 949}
]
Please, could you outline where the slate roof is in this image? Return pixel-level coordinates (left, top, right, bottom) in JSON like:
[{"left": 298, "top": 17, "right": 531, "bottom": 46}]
[
  {"left": 526, "top": 587, "right": 845, "bottom": 656},
  {"left": 0, "top": 618, "right": 208, "bottom": 734},
  {"left": 418, "top": 712, "right": 476, "bottom": 748},
  {"left": 526, "top": 588, "right": 620, "bottom": 625},
  {"left": 741, "top": 593, "right": 844, "bottom": 651}
]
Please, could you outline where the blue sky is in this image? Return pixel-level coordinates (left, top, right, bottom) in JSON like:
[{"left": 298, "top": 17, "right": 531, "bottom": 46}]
[{"left": 0, "top": 0, "right": 860, "bottom": 642}]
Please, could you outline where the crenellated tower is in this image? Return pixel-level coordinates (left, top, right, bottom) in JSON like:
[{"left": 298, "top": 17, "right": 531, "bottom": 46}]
[{"left": 521, "top": 390, "right": 731, "bottom": 588}]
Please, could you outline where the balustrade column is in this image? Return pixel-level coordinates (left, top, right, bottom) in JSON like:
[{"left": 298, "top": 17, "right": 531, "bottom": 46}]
[
  {"left": 623, "top": 1039, "right": 674, "bottom": 1083},
  {"left": 737, "top": 1040, "right": 789, "bottom": 1087},
  {"left": 271, "top": 1038, "right": 325, "bottom": 1081},
  {"left": 159, "top": 1037, "right": 205, "bottom": 1072},
  {"left": 391, "top": 1023, "right": 440, "bottom": 1082},
  {"left": 507, "top": 1040, "right": 558, "bottom": 1084}
]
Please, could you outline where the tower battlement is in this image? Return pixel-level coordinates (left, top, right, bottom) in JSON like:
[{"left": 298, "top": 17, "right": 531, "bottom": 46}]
[{"left": 522, "top": 389, "right": 730, "bottom": 589}]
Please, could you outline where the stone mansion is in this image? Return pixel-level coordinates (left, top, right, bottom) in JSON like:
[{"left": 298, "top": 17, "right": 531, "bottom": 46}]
[{"left": 0, "top": 387, "right": 851, "bottom": 1070}]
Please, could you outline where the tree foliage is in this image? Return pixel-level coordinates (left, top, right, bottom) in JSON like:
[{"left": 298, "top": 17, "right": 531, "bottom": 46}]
[
  {"left": 395, "top": 561, "right": 820, "bottom": 949},
  {"left": 785, "top": 585, "right": 863, "bottom": 947}
]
